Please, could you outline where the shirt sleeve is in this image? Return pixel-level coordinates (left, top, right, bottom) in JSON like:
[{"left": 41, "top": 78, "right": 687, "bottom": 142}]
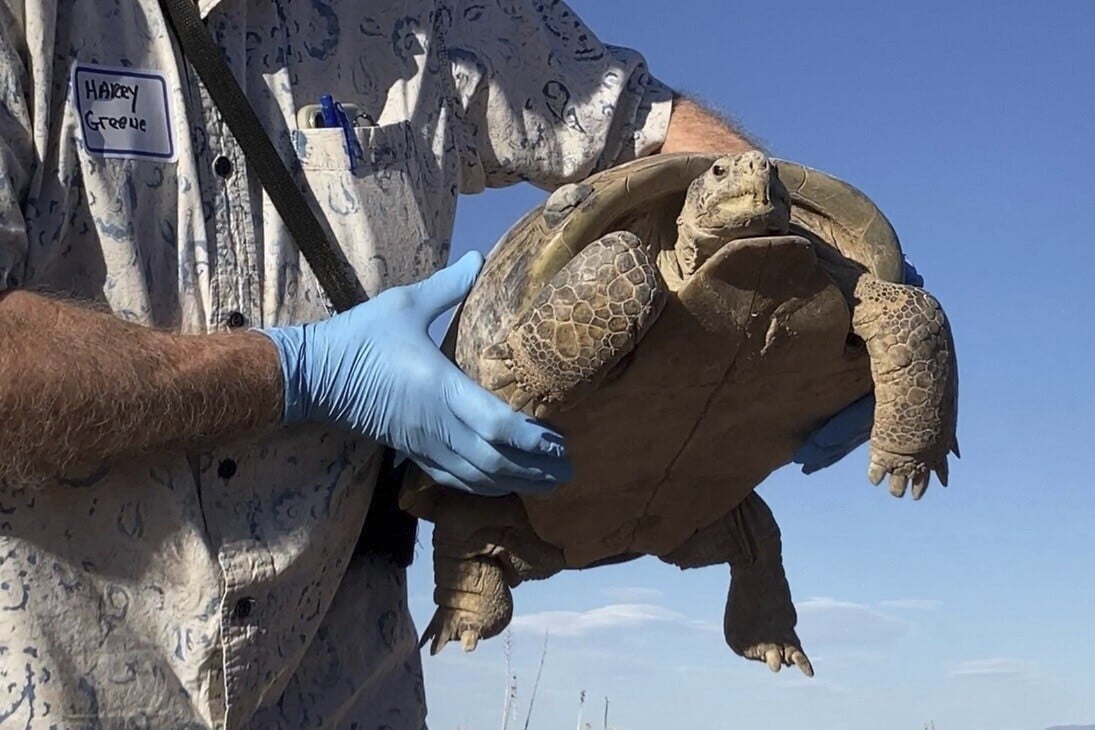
[
  {"left": 0, "top": 6, "right": 32, "bottom": 293},
  {"left": 445, "top": 0, "right": 674, "bottom": 193}
]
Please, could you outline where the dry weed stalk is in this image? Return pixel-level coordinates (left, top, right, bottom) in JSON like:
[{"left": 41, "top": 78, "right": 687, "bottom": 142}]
[{"left": 522, "top": 631, "right": 549, "bottom": 730}]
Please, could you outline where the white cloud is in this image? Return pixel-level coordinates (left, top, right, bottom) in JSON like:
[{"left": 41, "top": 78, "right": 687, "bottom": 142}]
[
  {"left": 877, "top": 598, "right": 944, "bottom": 611},
  {"left": 795, "top": 597, "right": 909, "bottom": 646},
  {"left": 949, "top": 657, "right": 1034, "bottom": 678},
  {"left": 510, "top": 603, "right": 684, "bottom": 638},
  {"left": 511, "top": 596, "right": 916, "bottom": 647},
  {"left": 599, "top": 586, "right": 666, "bottom": 603},
  {"left": 685, "top": 617, "right": 721, "bottom": 634}
]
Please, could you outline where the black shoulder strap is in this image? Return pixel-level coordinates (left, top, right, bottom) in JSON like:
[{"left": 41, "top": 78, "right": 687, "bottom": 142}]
[{"left": 158, "top": 0, "right": 416, "bottom": 567}]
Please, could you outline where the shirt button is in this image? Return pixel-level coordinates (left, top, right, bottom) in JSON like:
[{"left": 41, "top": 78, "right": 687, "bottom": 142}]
[
  {"left": 213, "top": 155, "right": 233, "bottom": 178},
  {"left": 217, "top": 459, "right": 237, "bottom": 479},
  {"left": 225, "top": 311, "right": 247, "bottom": 329},
  {"left": 232, "top": 597, "right": 255, "bottom": 621}
]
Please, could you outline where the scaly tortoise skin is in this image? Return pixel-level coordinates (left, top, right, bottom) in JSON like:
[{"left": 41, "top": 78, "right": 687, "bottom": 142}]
[{"left": 399, "top": 151, "right": 959, "bottom": 677}]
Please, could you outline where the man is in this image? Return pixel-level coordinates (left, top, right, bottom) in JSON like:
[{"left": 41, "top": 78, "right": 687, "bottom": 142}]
[{"left": 0, "top": 1, "right": 867, "bottom": 727}]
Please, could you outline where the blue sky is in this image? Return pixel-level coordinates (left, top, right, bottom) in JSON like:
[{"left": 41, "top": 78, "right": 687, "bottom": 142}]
[{"left": 409, "top": 2, "right": 1095, "bottom": 728}]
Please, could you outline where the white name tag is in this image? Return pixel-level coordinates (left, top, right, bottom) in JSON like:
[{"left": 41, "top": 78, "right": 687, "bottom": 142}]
[{"left": 72, "top": 63, "right": 177, "bottom": 162}]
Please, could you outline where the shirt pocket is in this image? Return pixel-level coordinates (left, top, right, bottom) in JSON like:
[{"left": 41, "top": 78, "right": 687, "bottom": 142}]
[{"left": 289, "top": 119, "right": 440, "bottom": 296}]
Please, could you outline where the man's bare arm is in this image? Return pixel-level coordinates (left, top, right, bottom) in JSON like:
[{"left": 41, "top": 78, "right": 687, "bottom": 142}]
[
  {"left": 0, "top": 290, "right": 283, "bottom": 486},
  {"left": 659, "top": 94, "right": 762, "bottom": 155}
]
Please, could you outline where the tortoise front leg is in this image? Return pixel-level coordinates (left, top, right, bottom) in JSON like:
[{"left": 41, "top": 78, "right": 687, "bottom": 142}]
[
  {"left": 479, "top": 230, "right": 666, "bottom": 419},
  {"left": 850, "top": 275, "right": 960, "bottom": 499},
  {"left": 661, "top": 493, "right": 813, "bottom": 676},
  {"left": 422, "top": 493, "right": 566, "bottom": 654}
]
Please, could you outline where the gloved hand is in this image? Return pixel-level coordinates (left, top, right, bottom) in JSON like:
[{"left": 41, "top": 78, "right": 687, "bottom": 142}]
[
  {"left": 791, "top": 258, "right": 925, "bottom": 474},
  {"left": 258, "top": 251, "right": 572, "bottom": 496}
]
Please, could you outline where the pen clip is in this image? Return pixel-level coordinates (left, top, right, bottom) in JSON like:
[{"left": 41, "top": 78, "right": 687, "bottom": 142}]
[{"left": 334, "top": 102, "right": 363, "bottom": 171}]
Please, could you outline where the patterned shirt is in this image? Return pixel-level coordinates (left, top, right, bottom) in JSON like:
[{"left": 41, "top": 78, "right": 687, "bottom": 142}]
[{"left": 0, "top": 0, "right": 671, "bottom": 727}]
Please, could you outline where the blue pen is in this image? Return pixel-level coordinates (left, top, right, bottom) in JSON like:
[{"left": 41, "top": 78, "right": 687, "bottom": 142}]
[
  {"left": 318, "top": 94, "right": 341, "bottom": 128},
  {"left": 318, "top": 94, "right": 362, "bottom": 170}
]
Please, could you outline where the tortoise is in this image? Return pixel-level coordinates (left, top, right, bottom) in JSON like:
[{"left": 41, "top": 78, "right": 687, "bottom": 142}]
[{"left": 398, "top": 150, "right": 959, "bottom": 676}]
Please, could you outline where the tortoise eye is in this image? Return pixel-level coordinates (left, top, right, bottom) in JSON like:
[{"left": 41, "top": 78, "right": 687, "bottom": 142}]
[{"left": 712, "top": 164, "right": 727, "bottom": 178}]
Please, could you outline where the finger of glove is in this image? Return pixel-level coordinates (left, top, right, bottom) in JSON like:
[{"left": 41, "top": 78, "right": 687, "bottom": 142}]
[
  {"left": 444, "top": 373, "right": 567, "bottom": 457},
  {"left": 413, "top": 449, "right": 558, "bottom": 497},
  {"left": 903, "top": 257, "right": 925, "bottom": 287},
  {"left": 797, "top": 450, "right": 845, "bottom": 475},
  {"left": 792, "top": 396, "right": 874, "bottom": 473},
  {"left": 404, "top": 251, "right": 485, "bottom": 324},
  {"left": 812, "top": 394, "right": 874, "bottom": 449},
  {"left": 794, "top": 437, "right": 868, "bottom": 475},
  {"left": 444, "top": 422, "right": 571, "bottom": 484},
  {"left": 413, "top": 458, "right": 509, "bottom": 497},
  {"left": 412, "top": 455, "right": 505, "bottom": 496}
]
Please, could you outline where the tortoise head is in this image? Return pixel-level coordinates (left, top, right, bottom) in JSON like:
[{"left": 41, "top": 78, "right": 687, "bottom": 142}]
[{"left": 675, "top": 151, "right": 791, "bottom": 275}]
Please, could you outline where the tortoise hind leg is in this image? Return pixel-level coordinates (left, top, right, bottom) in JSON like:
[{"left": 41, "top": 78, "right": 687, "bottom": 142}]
[
  {"left": 661, "top": 493, "right": 813, "bottom": 677},
  {"left": 423, "top": 554, "right": 512, "bottom": 654},
  {"left": 849, "top": 275, "right": 959, "bottom": 500},
  {"left": 480, "top": 230, "right": 666, "bottom": 419},
  {"left": 423, "top": 493, "right": 566, "bottom": 654}
]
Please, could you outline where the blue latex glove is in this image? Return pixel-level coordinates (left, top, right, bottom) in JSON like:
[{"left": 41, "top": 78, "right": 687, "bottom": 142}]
[
  {"left": 790, "top": 258, "right": 924, "bottom": 474},
  {"left": 258, "top": 251, "right": 571, "bottom": 496}
]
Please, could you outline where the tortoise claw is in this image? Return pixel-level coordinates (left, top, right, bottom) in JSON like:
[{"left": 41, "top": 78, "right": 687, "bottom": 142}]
[
  {"left": 791, "top": 650, "right": 814, "bottom": 678},
  {"left": 509, "top": 388, "right": 534, "bottom": 412},
  {"left": 421, "top": 611, "right": 486, "bottom": 656},
  {"left": 481, "top": 343, "right": 518, "bottom": 390},
  {"left": 742, "top": 642, "right": 813, "bottom": 677},
  {"left": 868, "top": 446, "right": 949, "bottom": 501},
  {"left": 889, "top": 473, "right": 909, "bottom": 498},
  {"left": 482, "top": 342, "right": 511, "bottom": 361},
  {"left": 420, "top": 612, "right": 454, "bottom": 656},
  {"left": 868, "top": 461, "right": 886, "bottom": 486},
  {"left": 460, "top": 629, "right": 480, "bottom": 652},
  {"left": 484, "top": 370, "right": 516, "bottom": 390},
  {"left": 911, "top": 471, "right": 931, "bottom": 501}
]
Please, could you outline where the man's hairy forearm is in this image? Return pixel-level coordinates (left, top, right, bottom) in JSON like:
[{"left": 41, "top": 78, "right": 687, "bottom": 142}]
[
  {"left": 659, "top": 94, "right": 763, "bottom": 155},
  {"left": 0, "top": 290, "right": 283, "bottom": 486}
]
